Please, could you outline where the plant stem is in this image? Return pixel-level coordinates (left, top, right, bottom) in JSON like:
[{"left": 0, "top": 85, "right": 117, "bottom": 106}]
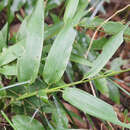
[{"left": 15, "top": 68, "right": 130, "bottom": 101}]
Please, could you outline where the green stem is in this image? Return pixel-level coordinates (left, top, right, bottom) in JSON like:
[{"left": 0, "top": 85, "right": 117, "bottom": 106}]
[
  {"left": 14, "top": 68, "right": 130, "bottom": 101},
  {"left": 46, "top": 68, "right": 130, "bottom": 93},
  {"left": 6, "top": 0, "right": 12, "bottom": 45},
  {"left": 1, "top": 111, "right": 16, "bottom": 130}
]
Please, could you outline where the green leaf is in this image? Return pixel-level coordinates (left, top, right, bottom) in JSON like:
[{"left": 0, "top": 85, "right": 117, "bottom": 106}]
[
  {"left": 0, "top": 24, "right": 8, "bottom": 52},
  {"left": 43, "top": 24, "right": 76, "bottom": 84},
  {"left": 0, "top": 40, "right": 25, "bottom": 67},
  {"left": 38, "top": 89, "right": 48, "bottom": 103},
  {"left": 84, "top": 29, "right": 125, "bottom": 78},
  {"left": 11, "top": 0, "right": 26, "bottom": 13},
  {"left": 17, "top": 0, "right": 44, "bottom": 83},
  {"left": 52, "top": 96, "right": 68, "bottom": 129},
  {"left": 0, "top": 64, "right": 17, "bottom": 76},
  {"left": 44, "top": 21, "right": 63, "bottom": 40},
  {"left": 71, "top": 0, "right": 89, "bottom": 26},
  {"left": 80, "top": 17, "right": 130, "bottom": 36},
  {"left": 0, "top": 82, "right": 6, "bottom": 97},
  {"left": 108, "top": 79, "right": 130, "bottom": 96},
  {"left": 0, "top": 0, "right": 8, "bottom": 12},
  {"left": 70, "top": 53, "right": 92, "bottom": 67},
  {"left": 107, "top": 79, "right": 120, "bottom": 104},
  {"left": 110, "top": 57, "right": 127, "bottom": 71},
  {"left": 12, "top": 115, "right": 45, "bottom": 130},
  {"left": 103, "top": 21, "right": 130, "bottom": 35},
  {"left": 16, "top": 16, "right": 29, "bottom": 42},
  {"left": 64, "top": 0, "right": 79, "bottom": 23},
  {"left": 93, "top": 78, "right": 109, "bottom": 97},
  {"left": 91, "top": 37, "right": 108, "bottom": 50},
  {"left": 63, "top": 88, "right": 130, "bottom": 129}
]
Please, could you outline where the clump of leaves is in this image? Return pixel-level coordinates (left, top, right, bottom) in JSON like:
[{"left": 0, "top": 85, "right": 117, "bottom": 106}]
[{"left": 0, "top": 0, "right": 130, "bottom": 129}]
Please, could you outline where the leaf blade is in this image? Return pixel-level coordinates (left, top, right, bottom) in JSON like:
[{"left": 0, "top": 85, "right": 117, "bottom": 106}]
[
  {"left": 84, "top": 30, "right": 125, "bottom": 78},
  {"left": 43, "top": 24, "right": 76, "bottom": 84},
  {"left": 63, "top": 88, "right": 130, "bottom": 129},
  {"left": 17, "top": 0, "right": 44, "bottom": 83}
]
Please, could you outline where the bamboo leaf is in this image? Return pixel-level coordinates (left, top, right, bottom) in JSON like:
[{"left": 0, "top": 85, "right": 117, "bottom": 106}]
[
  {"left": 12, "top": 115, "right": 45, "bottom": 130},
  {"left": 93, "top": 78, "right": 109, "bottom": 97},
  {"left": 84, "top": 29, "right": 125, "bottom": 79},
  {"left": 70, "top": 53, "right": 92, "bottom": 67},
  {"left": 63, "top": 0, "right": 79, "bottom": 23},
  {"left": 43, "top": 24, "right": 76, "bottom": 84},
  {"left": 63, "top": 88, "right": 130, "bottom": 129},
  {"left": 80, "top": 17, "right": 130, "bottom": 36},
  {"left": 0, "top": 40, "right": 25, "bottom": 67},
  {"left": 17, "top": 0, "right": 44, "bottom": 83},
  {"left": 0, "top": 64, "right": 17, "bottom": 76},
  {"left": 0, "top": 24, "right": 8, "bottom": 52},
  {"left": 71, "top": 0, "right": 89, "bottom": 26}
]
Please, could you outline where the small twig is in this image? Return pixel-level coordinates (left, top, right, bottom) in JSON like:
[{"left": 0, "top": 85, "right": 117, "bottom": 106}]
[
  {"left": 13, "top": 68, "right": 130, "bottom": 101},
  {"left": 85, "top": 4, "right": 130, "bottom": 58},
  {"left": 107, "top": 121, "right": 114, "bottom": 130},
  {"left": 29, "top": 109, "right": 39, "bottom": 124},
  {"left": 90, "top": 0, "right": 104, "bottom": 19},
  {"left": 20, "top": 8, "right": 25, "bottom": 18},
  {"left": 89, "top": 81, "right": 96, "bottom": 97},
  {"left": 0, "top": 80, "right": 30, "bottom": 91}
]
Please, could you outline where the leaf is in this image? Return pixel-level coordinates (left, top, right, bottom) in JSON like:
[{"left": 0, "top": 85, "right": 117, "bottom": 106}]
[
  {"left": 63, "top": 88, "right": 130, "bottom": 129},
  {"left": 52, "top": 96, "right": 68, "bottom": 129},
  {"left": 71, "top": 0, "right": 89, "bottom": 26},
  {"left": 44, "top": 21, "right": 63, "bottom": 40},
  {"left": 17, "top": 0, "right": 44, "bottom": 83},
  {"left": 91, "top": 37, "right": 108, "bottom": 50},
  {"left": 0, "top": 83, "right": 6, "bottom": 97},
  {"left": 0, "top": 0, "right": 8, "bottom": 12},
  {"left": 80, "top": 17, "right": 104, "bottom": 28},
  {"left": 80, "top": 17, "right": 130, "bottom": 36},
  {"left": 103, "top": 21, "right": 130, "bottom": 35},
  {"left": 84, "top": 29, "right": 125, "bottom": 78},
  {"left": 12, "top": 115, "right": 45, "bottom": 130},
  {"left": 63, "top": 0, "right": 79, "bottom": 23},
  {"left": 107, "top": 79, "right": 120, "bottom": 104},
  {"left": 93, "top": 78, "right": 109, "bottom": 97},
  {"left": 0, "top": 24, "right": 8, "bottom": 52},
  {"left": 108, "top": 79, "right": 130, "bottom": 96},
  {"left": 43, "top": 24, "right": 76, "bottom": 84},
  {"left": 16, "top": 16, "right": 29, "bottom": 42},
  {"left": 0, "top": 40, "right": 25, "bottom": 67},
  {"left": 70, "top": 53, "right": 92, "bottom": 67},
  {"left": 110, "top": 57, "right": 127, "bottom": 71},
  {"left": 0, "top": 64, "right": 17, "bottom": 76},
  {"left": 11, "top": 0, "right": 26, "bottom": 12},
  {"left": 38, "top": 89, "right": 48, "bottom": 103}
]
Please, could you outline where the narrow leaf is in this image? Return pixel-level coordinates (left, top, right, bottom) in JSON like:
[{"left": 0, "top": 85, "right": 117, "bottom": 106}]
[
  {"left": 84, "top": 29, "right": 125, "bottom": 78},
  {"left": 93, "top": 78, "right": 109, "bottom": 97},
  {"left": 0, "top": 40, "right": 25, "bottom": 67},
  {"left": 0, "top": 64, "right": 17, "bottom": 76},
  {"left": 12, "top": 115, "right": 45, "bottom": 130},
  {"left": 71, "top": 0, "right": 89, "bottom": 26},
  {"left": 0, "top": 24, "right": 8, "bottom": 52},
  {"left": 17, "top": 0, "right": 44, "bottom": 83},
  {"left": 70, "top": 53, "right": 92, "bottom": 67},
  {"left": 43, "top": 24, "right": 76, "bottom": 84},
  {"left": 63, "top": 88, "right": 130, "bottom": 129},
  {"left": 64, "top": 0, "right": 79, "bottom": 23},
  {"left": 107, "top": 79, "right": 120, "bottom": 104}
]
